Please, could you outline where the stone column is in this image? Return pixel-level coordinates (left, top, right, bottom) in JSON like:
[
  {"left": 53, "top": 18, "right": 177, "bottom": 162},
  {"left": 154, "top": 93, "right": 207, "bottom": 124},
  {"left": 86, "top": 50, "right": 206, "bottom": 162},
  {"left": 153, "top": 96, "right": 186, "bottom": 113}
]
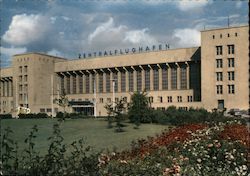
[
  {"left": 186, "top": 63, "right": 190, "bottom": 89},
  {"left": 76, "top": 74, "right": 79, "bottom": 94},
  {"left": 117, "top": 69, "right": 121, "bottom": 92},
  {"left": 89, "top": 73, "right": 93, "bottom": 93},
  {"left": 103, "top": 72, "right": 106, "bottom": 93},
  {"left": 96, "top": 72, "right": 99, "bottom": 93},
  {"left": 125, "top": 69, "right": 129, "bottom": 92},
  {"left": 83, "top": 74, "right": 86, "bottom": 94},
  {"left": 133, "top": 68, "right": 137, "bottom": 91}
]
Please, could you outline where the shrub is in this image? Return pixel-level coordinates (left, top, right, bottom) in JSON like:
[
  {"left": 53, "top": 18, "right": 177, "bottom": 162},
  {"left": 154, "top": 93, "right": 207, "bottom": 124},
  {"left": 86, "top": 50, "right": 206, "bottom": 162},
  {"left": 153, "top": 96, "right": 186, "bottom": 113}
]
[
  {"left": 18, "top": 113, "right": 48, "bottom": 119},
  {"left": 0, "top": 114, "right": 12, "bottom": 119}
]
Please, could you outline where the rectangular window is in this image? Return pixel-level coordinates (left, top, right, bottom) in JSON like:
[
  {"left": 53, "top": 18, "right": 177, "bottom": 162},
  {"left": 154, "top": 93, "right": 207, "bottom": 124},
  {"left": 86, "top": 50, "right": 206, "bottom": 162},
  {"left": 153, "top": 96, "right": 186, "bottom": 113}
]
[
  {"left": 98, "top": 73, "right": 103, "bottom": 93},
  {"left": 19, "top": 85, "right": 22, "bottom": 91},
  {"left": 177, "top": 96, "right": 182, "bottom": 102},
  {"left": 72, "top": 76, "right": 76, "bottom": 94},
  {"left": 153, "top": 68, "right": 159, "bottom": 90},
  {"left": 24, "top": 75, "right": 28, "bottom": 82},
  {"left": 149, "top": 96, "right": 153, "bottom": 103},
  {"left": 171, "top": 67, "right": 177, "bottom": 90},
  {"left": 228, "top": 71, "right": 235, "bottom": 81},
  {"left": 121, "top": 71, "right": 126, "bottom": 92},
  {"left": 24, "top": 66, "right": 28, "bottom": 73},
  {"left": 188, "top": 96, "right": 193, "bottom": 102},
  {"left": 19, "top": 76, "right": 22, "bottom": 82},
  {"left": 216, "top": 72, "right": 223, "bottom": 81},
  {"left": 137, "top": 70, "right": 142, "bottom": 91},
  {"left": 129, "top": 70, "right": 134, "bottom": 92},
  {"left": 158, "top": 96, "right": 163, "bottom": 103},
  {"left": 66, "top": 76, "right": 70, "bottom": 94},
  {"left": 145, "top": 69, "right": 150, "bottom": 91},
  {"left": 85, "top": 74, "right": 90, "bottom": 93},
  {"left": 228, "top": 84, "right": 235, "bottom": 94},
  {"left": 113, "top": 72, "right": 118, "bottom": 92},
  {"left": 40, "top": 108, "right": 45, "bottom": 113},
  {"left": 180, "top": 66, "right": 187, "bottom": 89},
  {"left": 106, "top": 73, "right": 110, "bottom": 93},
  {"left": 228, "top": 45, "right": 235, "bottom": 54},
  {"left": 167, "top": 96, "right": 172, "bottom": 103},
  {"left": 99, "top": 98, "right": 103, "bottom": 103},
  {"left": 60, "top": 76, "right": 64, "bottom": 93},
  {"left": 216, "top": 46, "right": 223, "bottom": 55},
  {"left": 216, "top": 85, "right": 223, "bottom": 94},
  {"left": 19, "top": 66, "right": 22, "bottom": 73},
  {"left": 228, "top": 58, "right": 235, "bottom": 67},
  {"left": 92, "top": 74, "right": 96, "bottom": 93},
  {"left": 216, "top": 59, "right": 223, "bottom": 68},
  {"left": 78, "top": 75, "right": 83, "bottom": 93},
  {"left": 46, "top": 108, "right": 52, "bottom": 112},
  {"left": 107, "top": 98, "right": 111, "bottom": 103},
  {"left": 162, "top": 67, "right": 168, "bottom": 90}
]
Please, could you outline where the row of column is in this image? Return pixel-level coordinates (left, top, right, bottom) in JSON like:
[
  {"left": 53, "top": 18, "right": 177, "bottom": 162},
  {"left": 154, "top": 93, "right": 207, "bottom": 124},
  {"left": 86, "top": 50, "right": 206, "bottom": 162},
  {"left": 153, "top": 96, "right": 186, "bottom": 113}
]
[
  {"left": 58, "top": 62, "right": 190, "bottom": 95},
  {"left": 0, "top": 77, "right": 13, "bottom": 97}
]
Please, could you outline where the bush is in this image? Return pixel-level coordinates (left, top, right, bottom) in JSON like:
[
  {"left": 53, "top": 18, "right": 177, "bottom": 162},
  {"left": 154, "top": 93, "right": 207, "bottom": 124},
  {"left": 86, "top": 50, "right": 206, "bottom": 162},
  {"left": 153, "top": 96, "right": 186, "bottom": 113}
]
[
  {"left": 0, "top": 114, "right": 12, "bottom": 119},
  {"left": 18, "top": 113, "right": 48, "bottom": 119}
]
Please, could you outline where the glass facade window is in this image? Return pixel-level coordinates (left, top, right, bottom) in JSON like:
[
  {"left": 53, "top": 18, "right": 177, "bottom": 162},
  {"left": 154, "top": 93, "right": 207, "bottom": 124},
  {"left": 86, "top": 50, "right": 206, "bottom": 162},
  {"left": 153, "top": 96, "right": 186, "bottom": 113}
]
[
  {"left": 72, "top": 76, "right": 76, "bottom": 94},
  {"left": 121, "top": 71, "right": 126, "bottom": 92},
  {"left": 171, "top": 67, "right": 177, "bottom": 90},
  {"left": 216, "top": 85, "right": 223, "bottom": 94},
  {"left": 227, "top": 45, "right": 235, "bottom": 54},
  {"left": 137, "top": 70, "right": 142, "bottom": 91},
  {"left": 216, "top": 46, "right": 223, "bottom": 55},
  {"left": 106, "top": 73, "right": 110, "bottom": 93},
  {"left": 85, "top": 74, "right": 90, "bottom": 93},
  {"left": 216, "top": 72, "right": 223, "bottom": 81},
  {"left": 228, "top": 84, "right": 235, "bottom": 94},
  {"left": 113, "top": 72, "right": 118, "bottom": 92},
  {"left": 216, "top": 59, "right": 223, "bottom": 68},
  {"left": 66, "top": 76, "right": 70, "bottom": 94},
  {"left": 228, "top": 58, "right": 235, "bottom": 67},
  {"left": 99, "top": 74, "right": 103, "bottom": 93},
  {"left": 153, "top": 68, "right": 159, "bottom": 90},
  {"left": 228, "top": 71, "right": 235, "bottom": 81},
  {"left": 92, "top": 74, "right": 95, "bottom": 93},
  {"left": 60, "top": 76, "right": 64, "bottom": 93},
  {"left": 129, "top": 70, "right": 134, "bottom": 92},
  {"left": 145, "top": 69, "right": 150, "bottom": 91},
  {"left": 162, "top": 67, "right": 168, "bottom": 90},
  {"left": 79, "top": 75, "right": 83, "bottom": 93},
  {"left": 180, "top": 66, "right": 187, "bottom": 89}
]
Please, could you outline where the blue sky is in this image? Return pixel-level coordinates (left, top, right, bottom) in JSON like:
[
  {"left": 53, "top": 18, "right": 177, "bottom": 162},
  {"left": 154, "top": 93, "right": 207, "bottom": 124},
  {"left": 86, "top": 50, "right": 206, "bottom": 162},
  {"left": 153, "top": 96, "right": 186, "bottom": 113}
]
[{"left": 0, "top": 0, "right": 248, "bottom": 67}]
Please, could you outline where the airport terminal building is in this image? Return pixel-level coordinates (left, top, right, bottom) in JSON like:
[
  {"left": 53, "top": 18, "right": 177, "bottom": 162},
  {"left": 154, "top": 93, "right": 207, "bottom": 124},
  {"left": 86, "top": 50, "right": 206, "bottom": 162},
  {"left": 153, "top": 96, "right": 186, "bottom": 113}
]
[{"left": 0, "top": 25, "right": 249, "bottom": 116}]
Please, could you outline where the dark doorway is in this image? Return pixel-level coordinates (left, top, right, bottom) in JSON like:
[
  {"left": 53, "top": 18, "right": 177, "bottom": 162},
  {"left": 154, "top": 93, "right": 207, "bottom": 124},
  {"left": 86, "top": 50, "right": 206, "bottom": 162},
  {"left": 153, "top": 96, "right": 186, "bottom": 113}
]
[{"left": 218, "top": 100, "right": 224, "bottom": 110}]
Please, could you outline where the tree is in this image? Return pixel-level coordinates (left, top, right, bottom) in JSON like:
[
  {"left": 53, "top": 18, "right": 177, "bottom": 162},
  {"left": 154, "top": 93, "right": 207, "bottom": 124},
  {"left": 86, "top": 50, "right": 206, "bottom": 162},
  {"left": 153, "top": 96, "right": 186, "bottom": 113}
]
[
  {"left": 104, "top": 98, "right": 127, "bottom": 132},
  {"left": 128, "top": 91, "right": 151, "bottom": 128},
  {"left": 54, "top": 89, "right": 70, "bottom": 120},
  {"left": 104, "top": 103, "right": 113, "bottom": 128}
]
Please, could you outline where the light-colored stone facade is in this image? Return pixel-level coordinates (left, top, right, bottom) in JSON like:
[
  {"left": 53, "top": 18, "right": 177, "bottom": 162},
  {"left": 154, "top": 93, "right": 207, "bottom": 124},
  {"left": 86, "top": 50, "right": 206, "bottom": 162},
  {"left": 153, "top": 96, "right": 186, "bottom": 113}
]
[{"left": 0, "top": 25, "right": 248, "bottom": 116}]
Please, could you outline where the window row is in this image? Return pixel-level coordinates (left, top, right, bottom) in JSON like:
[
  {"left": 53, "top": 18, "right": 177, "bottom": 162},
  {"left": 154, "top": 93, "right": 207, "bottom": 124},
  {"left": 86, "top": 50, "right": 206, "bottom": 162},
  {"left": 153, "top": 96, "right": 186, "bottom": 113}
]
[
  {"left": 216, "top": 71, "right": 235, "bottom": 81},
  {"left": 60, "top": 67, "right": 188, "bottom": 94},
  {"left": 212, "top": 32, "right": 237, "bottom": 39},
  {"left": 216, "top": 84, "right": 235, "bottom": 94},
  {"left": 216, "top": 45, "right": 235, "bottom": 55},
  {"left": 98, "top": 95, "right": 193, "bottom": 104},
  {"left": 19, "top": 65, "right": 28, "bottom": 73},
  {"left": 216, "top": 58, "right": 235, "bottom": 68}
]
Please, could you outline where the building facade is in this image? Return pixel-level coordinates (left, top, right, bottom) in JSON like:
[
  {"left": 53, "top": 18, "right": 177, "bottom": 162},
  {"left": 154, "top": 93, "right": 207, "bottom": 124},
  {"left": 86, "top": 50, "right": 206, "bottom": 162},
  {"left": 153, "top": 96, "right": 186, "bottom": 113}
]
[{"left": 0, "top": 25, "right": 249, "bottom": 116}]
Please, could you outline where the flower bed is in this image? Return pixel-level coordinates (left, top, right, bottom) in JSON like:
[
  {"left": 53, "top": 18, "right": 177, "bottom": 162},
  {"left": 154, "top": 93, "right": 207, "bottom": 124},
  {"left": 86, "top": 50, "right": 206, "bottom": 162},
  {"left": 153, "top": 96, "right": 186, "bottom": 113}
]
[{"left": 99, "top": 122, "right": 249, "bottom": 176}]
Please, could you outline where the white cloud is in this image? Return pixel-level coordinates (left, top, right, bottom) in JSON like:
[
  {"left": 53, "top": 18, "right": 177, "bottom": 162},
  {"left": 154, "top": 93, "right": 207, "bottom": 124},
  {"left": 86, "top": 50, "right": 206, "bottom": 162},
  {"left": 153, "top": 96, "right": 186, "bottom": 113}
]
[
  {"left": 173, "top": 28, "right": 200, "bottom": 48},
  {"left": 0, "top": 46, "right": 27, "bottom": 57},
  {"left": 176, "top": 0, "right": 211, "bottom": 11},
  {"left": 236, "top": 1, "right": 242, "bottom": 9},
  {"left": 87, "top": 17, "right": 157, "bottom": 50},
  {"left": 2, "top": 14, "right": 50, "bottom": 46},
  {"left": 124, "top": 28, "right": 157, "bottom": 44}
]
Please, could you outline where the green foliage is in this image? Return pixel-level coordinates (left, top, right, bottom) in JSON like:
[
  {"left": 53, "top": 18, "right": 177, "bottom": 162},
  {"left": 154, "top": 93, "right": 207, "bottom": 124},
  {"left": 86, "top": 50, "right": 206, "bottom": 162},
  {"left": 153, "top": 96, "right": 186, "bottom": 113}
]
[
  {"left": 54, "top": 89, "right": 70, "bottom": 120},
  {"left": 0, "top": 114, "right": 12, "bottom": 119},
  {"left": 128, "top": 91, "right": 151, "bottom": 127},
  {"left": 18, "top": 113, "right": 49, "bottom": 119}
]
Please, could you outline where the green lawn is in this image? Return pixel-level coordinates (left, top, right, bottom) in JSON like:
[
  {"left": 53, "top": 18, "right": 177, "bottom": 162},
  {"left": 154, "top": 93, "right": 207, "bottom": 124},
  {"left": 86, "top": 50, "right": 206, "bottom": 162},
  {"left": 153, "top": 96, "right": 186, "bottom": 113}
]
[{"left": 1, "top": 118, "right": 169, "bottom": 154}]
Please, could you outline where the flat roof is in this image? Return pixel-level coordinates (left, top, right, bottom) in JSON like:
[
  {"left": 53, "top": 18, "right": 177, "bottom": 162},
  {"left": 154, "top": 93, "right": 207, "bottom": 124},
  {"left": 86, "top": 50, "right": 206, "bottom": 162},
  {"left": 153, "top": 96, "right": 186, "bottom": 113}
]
[
  {"left": 14, "top": 52, "right": 67, "bottom": 60},
  {"left": 201, "top": 25, "right": 249, "bottom": 32}
]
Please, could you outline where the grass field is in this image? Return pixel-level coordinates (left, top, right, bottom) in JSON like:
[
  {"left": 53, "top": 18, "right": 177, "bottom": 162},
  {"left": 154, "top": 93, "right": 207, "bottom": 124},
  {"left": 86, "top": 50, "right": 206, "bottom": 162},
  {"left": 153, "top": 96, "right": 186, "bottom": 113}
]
[{"left": 1, "top": 118, "right": 169, "bottom": 154}]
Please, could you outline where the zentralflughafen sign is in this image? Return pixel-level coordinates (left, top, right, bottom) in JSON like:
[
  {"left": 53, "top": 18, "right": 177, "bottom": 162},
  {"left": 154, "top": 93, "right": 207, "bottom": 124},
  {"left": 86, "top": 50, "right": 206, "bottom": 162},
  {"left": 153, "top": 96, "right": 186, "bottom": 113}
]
[{"left": 78, "top": 44, "right": 170, "bottom": 59}]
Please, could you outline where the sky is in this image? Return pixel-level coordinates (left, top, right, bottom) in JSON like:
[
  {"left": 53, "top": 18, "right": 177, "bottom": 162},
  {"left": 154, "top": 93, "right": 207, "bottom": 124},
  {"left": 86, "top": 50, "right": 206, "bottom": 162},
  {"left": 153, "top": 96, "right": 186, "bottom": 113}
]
[{"left": 0, "top": 0, "right": 248, "bottom": 67}]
